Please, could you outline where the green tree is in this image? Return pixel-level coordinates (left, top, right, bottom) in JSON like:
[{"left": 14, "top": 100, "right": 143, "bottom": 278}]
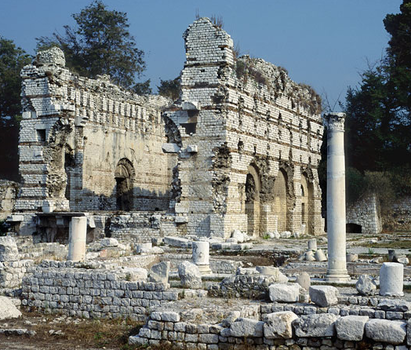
[
  {"left": 37, "top": 0, "right": 148, "bottom": 91},
  {"left": 0, "top": 37, "right": 32, "bottom": 180},
  {"left": 157, "top": 77, "right": 181, "bottom": 101},
  {"left": 343, "top": 0, "right": 411, "bottom": 199}
]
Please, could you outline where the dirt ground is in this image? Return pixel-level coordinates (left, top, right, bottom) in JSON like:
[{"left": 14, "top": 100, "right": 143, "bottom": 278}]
[{"left": 0, "top": 310, "right": 144, "bottom": 350}]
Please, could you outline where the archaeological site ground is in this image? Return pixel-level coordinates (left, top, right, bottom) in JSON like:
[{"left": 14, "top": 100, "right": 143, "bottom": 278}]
[{"left": 1, "top": 17, "right": 411, "bottom": 350}]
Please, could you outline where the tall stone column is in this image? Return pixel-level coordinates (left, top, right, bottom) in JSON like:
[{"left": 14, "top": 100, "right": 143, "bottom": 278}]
[{"left": 324, "top": 113, "right": 350, "bottom": 282}]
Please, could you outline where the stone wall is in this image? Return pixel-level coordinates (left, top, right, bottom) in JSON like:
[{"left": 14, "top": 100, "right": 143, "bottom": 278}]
[
  {"left": 16, "top": 47, "right": 176, "bottom": 216},
  {"left": 13, "top": 18, "right": 324, "bottom": 239},
  {"left": 384, "top": 196, "right": 411, "bottom": 232},
  {"left": 347, "top": 194, "right": 411, "bottom": 234},
  {"left": 130, "top": 309, "right": 411, "bottom": 349},
  {"left": 0, "top": 260, "right": 33, "bottom": 290},
  {"left": 346, "top": 194, "right": 382, "bottom": 234},
  {"left": 166, "top": 18, "right": 324, "bottom": 238},
  {"left": 21, "top": 261, "right": 180, "bottom": 321}
]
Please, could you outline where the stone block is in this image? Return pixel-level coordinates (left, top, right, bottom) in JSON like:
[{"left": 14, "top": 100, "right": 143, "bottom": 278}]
[
  {"left": 148, "top": 261, "right": 170, "bottom": 284},
  {"left": 178, "top": 261, "right": 202, "bottom": 289},
  {"left": 269, "top": 283, "right": 300, "bottom": 303},
  {"left": 229, "top": 318, "right": 264, "bottom": 338},
  {"left": 365, "top": 319, "right": 406, "bottom": 344},
  {"left": 0, "top": 296, "right": 22, "bottom": 320},
  {"left": 356, "top": 275, "right": 377, "bottom": 296},
  {"left": 0, "top": 237, "right": 19, "bottom": 262},
  {"left": 309, "top": 285, "right": 339, "bottom": 307},
  {"left": 335, "top": 315, "right": 368, "bottom": 341},
  {"left": 293, "top": 314, "right": 339, "bottom": 338},
  {"left": 296, "top": 272, "right": 311, "bottom": 290},
  {"left": 263, "top": 311, "right": 298, "bottom": 339}
]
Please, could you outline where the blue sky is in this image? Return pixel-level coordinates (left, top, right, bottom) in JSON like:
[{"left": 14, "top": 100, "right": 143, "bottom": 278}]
[{"left": 0, "top": 0, "right": 403, "bottom": 110}]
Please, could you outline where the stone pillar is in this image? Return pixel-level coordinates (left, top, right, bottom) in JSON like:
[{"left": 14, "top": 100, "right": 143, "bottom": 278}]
[
  {"left": 192, "top": 241, "right": 211, "bottom": 275},
  {"left": 67, "top": 216, "right": 87, "bottom": 261},
  {"left": 380, "top": 262, "right": 404, "bottom": 296},
  {"left": 308, "top": 238, "right": 317, "bottom": 251},
  {"left": 324, "top": 113, "right": 350, "bottom": 282}
]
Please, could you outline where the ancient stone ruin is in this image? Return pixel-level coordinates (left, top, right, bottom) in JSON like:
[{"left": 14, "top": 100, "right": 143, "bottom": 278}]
[
  {"left": 1, "top": 18, "right": 411, "bottom": 350},
  {"left": 10, "top": 17, "right": 323, "bottom": 241}
]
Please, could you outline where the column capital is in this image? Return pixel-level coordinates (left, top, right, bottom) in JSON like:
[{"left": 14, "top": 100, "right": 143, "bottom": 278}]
[{"left": 323, "top": 113, "right": 346, "bottom": 132}]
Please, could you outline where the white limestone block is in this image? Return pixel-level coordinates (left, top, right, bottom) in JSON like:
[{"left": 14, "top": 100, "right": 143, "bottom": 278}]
[
  {"left": 335, "top": 315, "right": 368, "bottom": 341},
  {"left": 356, "top": 275, "right": 377, "bottom": 296},
  {"left": 293, "top": 314, "right": 339, "bottom": 338},
  {"left": 149, "top": 261, "right": 170, "bottom": 284},
  {"left": 269, "top": 283, "right": 300, "bottom": 303},
  {"left": 309, "top": 285, "right": 339, "bottom": 307},
  {"left": 296, "top": 272, "right": 311, "bottom": 290},
  {"left": 230, "top": 318, "right": 264, "bottom": 337},
  {"left": 365, "top": 319, "right": 406, "bottom": 344},
  {"left": 263, "top": 311, "right": 298, "bottom": 339},
  {"left": 178, "top": 261, "right": 202, "bottom": 289},
  {"left": 162, "top": 143, "right": 180, "bottom": 153},
  {"left": 0, "top": 236, "right": 19, "bottom": 262},
  {"left": 0, "top": 296, "right": 22, "bottom": 320}
]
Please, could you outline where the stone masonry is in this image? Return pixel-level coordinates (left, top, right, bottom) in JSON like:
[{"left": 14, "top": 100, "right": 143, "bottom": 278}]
[
  {"left": 13, "top": 18, "right": 324, "bottom": 239},
  {"left": 165, "top": 18, "right": 324, "bottom": 238}
]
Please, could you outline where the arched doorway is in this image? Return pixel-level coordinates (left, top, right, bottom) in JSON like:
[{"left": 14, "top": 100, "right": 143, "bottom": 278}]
[
  {"left": 273, "top": 169, "right": 288, "bottom": 232},
  {"left": 245, "top": 165, "right": 261, "bottom": 237},
  {"left": 301, "top": 173, "right": 314, "bottom": 235},
  {"left": 115, "top": 158, "right": 135, "bottom": 211}
]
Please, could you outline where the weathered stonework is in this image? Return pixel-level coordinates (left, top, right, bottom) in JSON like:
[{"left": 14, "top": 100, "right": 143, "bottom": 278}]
[
  {"left": 13, "top": 18, "right": 324, "bottom": 239},
  {"left": 165, "top": 18, "right": 324, "bottom": 238}
]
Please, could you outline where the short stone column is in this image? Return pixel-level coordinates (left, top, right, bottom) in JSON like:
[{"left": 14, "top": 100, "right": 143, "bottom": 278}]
[
  {"left": 324, "top": 113, "right": 350, "bottom": 282},
  {"left": 308, "top": 238, "right": 317, "bottom": 251},
  {"left": 192, "top": 241, "right": 211, "bottom": 275},
  {"left": 67, "top": 216, "right": 87, "bottom": 261},
  {"left": 380, "top": 262, "right": 404, "bottom": 296}
]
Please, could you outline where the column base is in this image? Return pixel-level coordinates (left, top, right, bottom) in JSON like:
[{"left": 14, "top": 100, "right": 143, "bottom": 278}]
[
  {"left": 196, "top": 264, "right": 212, "bottom": 275},
  {"left": 326, "top": 270, "right": 350, "bottom": 282}
]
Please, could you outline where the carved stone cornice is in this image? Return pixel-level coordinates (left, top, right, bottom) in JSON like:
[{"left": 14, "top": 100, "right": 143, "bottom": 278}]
[{"left": 323, "top": 113, "right": 346, "bottom": 132}]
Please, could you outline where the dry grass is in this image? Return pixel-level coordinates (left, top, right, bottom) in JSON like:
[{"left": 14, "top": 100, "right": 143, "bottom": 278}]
[{"left": 2, "top": 310, "right": 144, "bottom": 349}]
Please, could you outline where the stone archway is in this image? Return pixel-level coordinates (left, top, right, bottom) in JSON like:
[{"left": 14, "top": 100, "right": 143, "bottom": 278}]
[
  {"left": 114, "top": 158, "right": 135, "bottom": 211},
  {"left": 245, "top": 165, "right": 261, "bottom": 237},
  {"left": 273, "top": 169, "right": 288, "bottom": 232},
  {"left": 301, "top": 173, "right": 314, "bottom": 235}
]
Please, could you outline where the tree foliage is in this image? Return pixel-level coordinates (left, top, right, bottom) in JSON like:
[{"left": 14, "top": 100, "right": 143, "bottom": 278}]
[
  {"left": 0, "top": 37, "right": 31, "bottom": 119},
  {"left": 0, "top": 37, "right": 31, "bottom": 180},
  {"left": 344, "top": 0, "right": 411, "bottom": 198},
  {"left": 37, "top": 0, "right": 148, "bottom": 91},
  {"left": 157, "top": 77, "right": 181, "bottom": 101}
]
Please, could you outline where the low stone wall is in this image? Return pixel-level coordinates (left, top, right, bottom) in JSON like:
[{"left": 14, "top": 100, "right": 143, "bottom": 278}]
[
  {"left": 21, "top": 261, "right": 180, "bottom": 320},
  {"left": 0, "top": 260, "right": 33, "bottom": 289},
  {"left": 108, "top": 212, "right": 177, "bottom": 240},
  {"left": 130, "top": 309, "right": 411, "bottom": 349}
]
